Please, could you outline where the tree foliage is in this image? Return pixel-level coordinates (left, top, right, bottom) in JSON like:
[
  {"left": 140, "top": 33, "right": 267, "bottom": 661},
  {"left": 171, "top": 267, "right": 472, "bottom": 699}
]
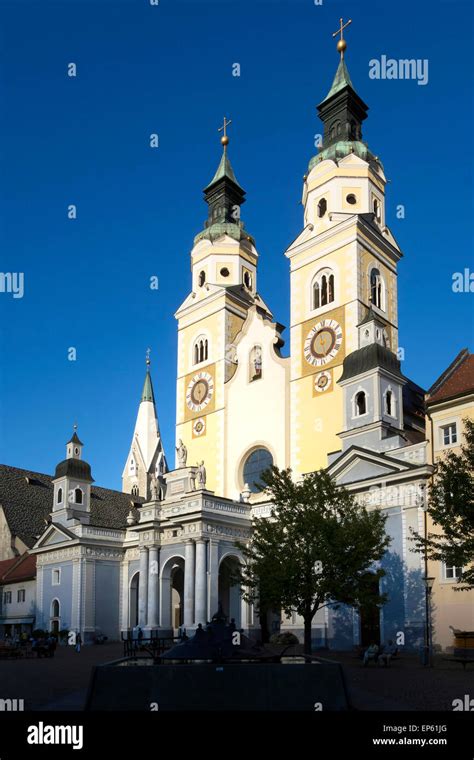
[{"left": 236, "top": 467, "right": 390, "bottom": 653}]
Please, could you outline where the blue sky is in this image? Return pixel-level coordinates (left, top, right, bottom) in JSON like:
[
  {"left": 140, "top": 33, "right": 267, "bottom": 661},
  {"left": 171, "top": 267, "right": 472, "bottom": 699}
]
[{"left": 0, "top": 0, "right": 473, "bottom": 489}]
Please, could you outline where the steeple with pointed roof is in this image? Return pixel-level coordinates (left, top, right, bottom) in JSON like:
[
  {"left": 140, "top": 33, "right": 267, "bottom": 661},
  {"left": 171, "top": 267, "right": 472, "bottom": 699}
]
[
  {"left": 194, "top": 124, "right": 254, "bottom": 245},
  {"left": 122, "top": 353, "right": 168, "bottom": 501},
  {"left": 308, "top": 38, "right": 381, "bottom": 172}
]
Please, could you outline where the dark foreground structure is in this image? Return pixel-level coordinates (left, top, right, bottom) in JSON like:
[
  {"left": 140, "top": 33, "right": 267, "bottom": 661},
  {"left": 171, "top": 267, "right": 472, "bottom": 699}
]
[{"left": 86, "top": 607, "right": 350, "bottom": 711}]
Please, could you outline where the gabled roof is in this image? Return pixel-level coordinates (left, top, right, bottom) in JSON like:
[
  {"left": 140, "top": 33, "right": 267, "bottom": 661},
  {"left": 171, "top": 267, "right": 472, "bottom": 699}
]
[
  {"left": 0, "top": 465, "right": 144, "bottom": 547},
  {"left": 427, "top": 349, "right": 474, "bottom": 405},
  {"left": 327, "top": 444, "right": 418, "bottom": 485}
]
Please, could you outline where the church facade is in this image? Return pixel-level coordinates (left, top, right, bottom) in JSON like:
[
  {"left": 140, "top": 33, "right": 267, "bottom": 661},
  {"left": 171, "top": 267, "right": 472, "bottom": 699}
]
[{"left": 2, "top": 37, "right": 470, "bottom": 651}]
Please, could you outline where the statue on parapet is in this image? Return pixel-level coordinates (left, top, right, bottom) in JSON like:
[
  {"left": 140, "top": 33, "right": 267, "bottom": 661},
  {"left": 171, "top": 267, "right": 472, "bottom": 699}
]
[{"left": 176, "top": 439, "right": 187, "bottom": 468}]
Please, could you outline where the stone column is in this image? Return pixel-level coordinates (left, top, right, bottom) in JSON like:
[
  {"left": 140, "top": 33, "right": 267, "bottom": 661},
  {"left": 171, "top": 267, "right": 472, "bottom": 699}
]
[
  {"left": 147, "top": 546, "right": 160, "bottom": 628},
  {"left": 208, "top": 540, "right": 219, "bottom": 621},
  {"left": 195, "top": 539, "right": 207, "bottom": 626},
  {"left": 138, "top": 547, "right": 149, "bottom": 628},
  {"left": 184, "top": 540, "right": 195, "bottom": 627}
]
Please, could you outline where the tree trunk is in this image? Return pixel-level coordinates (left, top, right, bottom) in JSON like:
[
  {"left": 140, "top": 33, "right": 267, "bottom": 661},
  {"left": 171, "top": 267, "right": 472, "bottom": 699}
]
[{"left": 303, "top": 614, "right": 313, "bottom": 655}]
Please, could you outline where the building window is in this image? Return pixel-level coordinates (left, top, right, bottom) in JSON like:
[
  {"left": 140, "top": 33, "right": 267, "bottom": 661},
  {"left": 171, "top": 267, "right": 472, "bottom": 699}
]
[
  {"left": 220, "top": 267, "right": 230, "bottom": 277},
  {"left": 131, "top": 484, "right": 139, "bottom": 497},
  {"left": 52, "top": 569, "right": 61, "bottom": 586},
  {"left": 441, "top": 423, "right": 457, "bottom": 446},
  {"left": 312, "top": 269, "right": 335, "bottom": 310},
  {"left": 370, "top": 268, "right": 384, "bottom": 310},
  {"left": 373, "top": 198, "right": 381, "bottom": 220},
  {"left": 57, "top": 487, "right": 63, "bottom": 504},
  {"left": 51, "top": 599, "right": 60, "bottom": 618},
  {"left": 243, "top": 270, "right": 253, "bottom": 289},
  {"left": 198, "top": 270, "right": 206, "bottom": 287},
  {"left": 249, "top": 345, "right": 263, "bottom": 382},
  {"left": 74, "top": 488, "right": 83, "bottom": 504},
  {"left": 3, "top": 591, "right": 12, "bottom": 604},
  {"left": 443, "top": 564, "right": 462, "bottom": 581},
  {"left": 193, "top": 336, "right": 209, "bottom": 365},
  {"left": 17, "top": 589, "right": 25, "bottom": 603},
  {"left": 385, "top": 389, "right": 393, "bottom": 416},
  {"left": 346, "top": 193, "right": 357, "bottom": 205},
  {"left": 355, "top": 391, "right": 367, "bottom": 416},
  {"left": 242, "top": 448, "right": 274, "bottom": 493},
  {"left": 317, "top": 198, "right": 327, "bottom": 218}
]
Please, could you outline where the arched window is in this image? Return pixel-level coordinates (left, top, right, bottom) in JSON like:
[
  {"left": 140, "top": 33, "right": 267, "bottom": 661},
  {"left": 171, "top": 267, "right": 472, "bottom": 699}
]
[
  {"left": 193, "top": 336, "right": 209, "bottom": 365},
  {"left": 312, "top": 269, "right": 335, "bottom": 310},
  {"left": 317, "top": 198, "right": 327, "bottom": 218},
  {"left": 131, "top": 484, "right": 139, "bottom": 497},
  {"left": 373, "top": 198, "right": 381, "bottom": 220},
  {"left": 74, "top": 488, "right": 83, "bottom": 505},
  {"left": 198, "top": 270, "right": 206, "bottom": 287},
  {"left": 249, "top": 345, "right": 263, "bottom": 382},
  {"left": 385, "top": 389, "right": 395, "bottom": 417},
  {"left": 370, "top": 268, "right": 384, "bottom": 310},
  {"left": 57, "top": 487, "right": 63, "bottom": 504},
  {"left": 242, "top": 448, "right": 274, "bottom": 493},
  {"left": 243, "top": 270, "right": 253, "bottom": 289},
  {"left": 355, "top": 391, "right": 367, "bottom": 416},
  {"left": 51, "top": 599, "right": 60, "bottom": 618}
]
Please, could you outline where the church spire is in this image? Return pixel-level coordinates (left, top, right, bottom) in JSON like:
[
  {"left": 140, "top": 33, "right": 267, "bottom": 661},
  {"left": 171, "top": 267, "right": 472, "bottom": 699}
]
[
  {"left": 122, "top": 351, "right": 168, "bottom": 500},
  {"left": 194, "top": 117, "right": 254, "bottom": 245},
  {"left": 308, "top": 18, "right": 381, "bottom": 172}
]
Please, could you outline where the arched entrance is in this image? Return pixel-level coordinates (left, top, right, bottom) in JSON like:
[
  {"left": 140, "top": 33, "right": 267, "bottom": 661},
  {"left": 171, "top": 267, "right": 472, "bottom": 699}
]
[
  {"left": 218, "top": 555, "right": 241, "bottom": 628},
  {"left": 129, "top": 572, "right": 139, "bottom": 628},
  {"left": 160, "top": 556, "right": 184, "bottom": 632},
  {"left": 50, "top": 598, "right": 60, "bottom": 634}
]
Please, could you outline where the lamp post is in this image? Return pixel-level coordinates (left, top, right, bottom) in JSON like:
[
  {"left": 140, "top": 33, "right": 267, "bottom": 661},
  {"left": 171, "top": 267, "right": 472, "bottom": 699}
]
[
  {"left": 424, "top": 573, "right": 435, "bottom": 667},
  {"left": 420, "top": 490, "right": 435, "bottom": 667}
]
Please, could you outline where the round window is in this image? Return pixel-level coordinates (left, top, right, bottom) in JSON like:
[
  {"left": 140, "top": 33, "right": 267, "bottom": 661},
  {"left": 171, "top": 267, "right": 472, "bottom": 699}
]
[
  {"left": 243, "top": 448, "right": 274, "bottom": 493},
  {"left": 220, "top": 267, "right": 230, "bottom": 277},
  {"left": 346, "top": 194, "right": 357, "bottom": 205}
]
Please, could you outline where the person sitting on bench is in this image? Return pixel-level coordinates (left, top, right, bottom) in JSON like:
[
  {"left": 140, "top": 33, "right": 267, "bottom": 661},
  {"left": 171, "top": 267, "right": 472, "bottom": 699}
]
[
  {"left": 378, "top": 640, "right": 398, "bottom": 667},
  {"left": 363, "top": 641, "right": 379, "bottom": 665}
]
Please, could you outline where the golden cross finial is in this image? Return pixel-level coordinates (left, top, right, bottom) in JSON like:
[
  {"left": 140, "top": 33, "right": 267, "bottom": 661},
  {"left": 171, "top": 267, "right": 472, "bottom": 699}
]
[
  {"left": 218, "top": 116, "right": 232, "bottom": 149},
  {"left": 146, "top": 347, "right": 151, "bottom": 367},
  {"left": 332, "top": 17, "right": 352, "bottom": 59}
]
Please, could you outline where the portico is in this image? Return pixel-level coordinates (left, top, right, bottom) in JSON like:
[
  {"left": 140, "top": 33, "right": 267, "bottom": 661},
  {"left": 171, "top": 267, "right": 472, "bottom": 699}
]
[{"left": 126, "top": 466, "right": 252, "bottom": 635}]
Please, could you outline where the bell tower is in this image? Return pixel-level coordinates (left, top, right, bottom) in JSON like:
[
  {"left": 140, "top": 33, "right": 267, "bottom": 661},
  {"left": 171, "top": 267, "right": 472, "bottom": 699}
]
[
  {"left": 175, "top": 120, "right": 275, "bottom": 497},
  {"left": 286, "top": 20, "right": 403, "bottom": 477}
]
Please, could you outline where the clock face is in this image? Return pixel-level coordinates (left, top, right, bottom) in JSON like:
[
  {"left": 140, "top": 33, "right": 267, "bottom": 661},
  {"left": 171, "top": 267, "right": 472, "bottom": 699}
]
[
  {"left": 314, "top": 370, "right": 332, "bottom": 393},
  {"left": 192, "top": 417, "right": 206, "bottom": 437},
  {"left": 304, "top": 319, "right": 343, "bottom": 367},
  {"left": 186, "top": 371, "right": 214, "bottom": 413}
]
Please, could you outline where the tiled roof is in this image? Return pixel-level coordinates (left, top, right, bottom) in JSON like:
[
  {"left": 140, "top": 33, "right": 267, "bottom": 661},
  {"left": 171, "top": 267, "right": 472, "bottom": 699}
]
[
  {"left": 427, "top": 350, "right": 474, "bottom": 405},
  {"left": 0, "top": 465, "right": 144, "bottom": 548},
  {"left": 0, "top": 558, "right": 18, "bottom": 578},
  {"left": 1, "top": 553, "right": 36, "bottom": 583}
]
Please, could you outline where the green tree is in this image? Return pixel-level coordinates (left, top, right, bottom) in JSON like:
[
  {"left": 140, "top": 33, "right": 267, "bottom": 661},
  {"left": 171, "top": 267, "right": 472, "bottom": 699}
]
[
  {"left": 412, "top": 417, "right": 474, "bottom": 589},
  {"left": 236, "top": 467, "right": 390, "bottom": 654}
]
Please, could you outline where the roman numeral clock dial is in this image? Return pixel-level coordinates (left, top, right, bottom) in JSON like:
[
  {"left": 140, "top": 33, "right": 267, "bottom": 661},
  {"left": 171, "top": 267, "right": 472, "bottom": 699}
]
[
  {"left": 304, "top": 319, "right": 343, "bottom": 367},
  {"left": 186, "top": 371, "right": 214, "bottom": 413}
]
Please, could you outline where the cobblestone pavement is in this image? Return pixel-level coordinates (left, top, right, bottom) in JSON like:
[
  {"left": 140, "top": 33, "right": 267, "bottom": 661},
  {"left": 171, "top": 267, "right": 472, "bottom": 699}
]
[
  {"left": 0, "top": 643, "right": 471, "bottom": 711},
  {"left": 320, "top": 651, "right": 474, "bottom": 711}
]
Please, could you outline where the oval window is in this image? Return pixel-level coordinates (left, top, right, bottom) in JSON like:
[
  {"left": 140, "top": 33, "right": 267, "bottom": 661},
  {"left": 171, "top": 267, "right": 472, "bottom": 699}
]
[
  {"left": 243, "top": 448, "right": 274, "bottom": 493},
  {"left": 220, "top": 267, "right": 230, "bottom": 277},
  {"left": 346, "top": 194, "right": 357, "bottom": 205}
]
